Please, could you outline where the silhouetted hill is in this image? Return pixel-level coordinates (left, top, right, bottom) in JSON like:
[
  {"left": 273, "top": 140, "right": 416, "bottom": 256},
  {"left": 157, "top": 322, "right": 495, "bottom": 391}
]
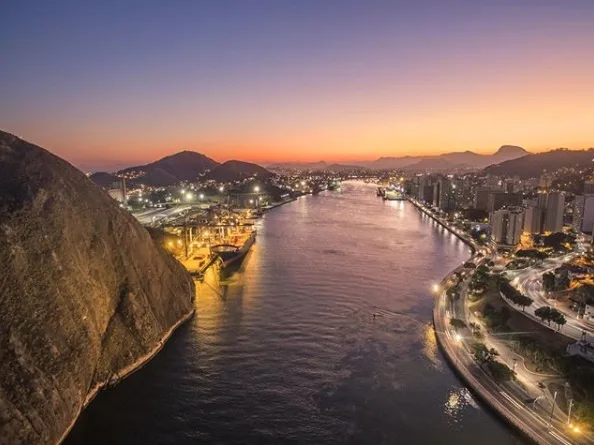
[
  {"left": 119, "top": 151, "right": 219, "bottom": 186},
  {"left": 483, "top": 148, "right": 594, "bottom": 178},
  {"left": 0, "top": 131, "right": 194, "bottom": 444},
  {"left": 207, "top": 160, "right": 273, "bottom": 182},
  {"left": 266, "top": 161, "right": 329, "bottom": 171},
  {"left": 402, "top": 157, "right": 454, "bottom": 171},
  {"left": 325, "top": 163, "right": 367, "bottom": 171},
  {"left": 364, "top": 145, "right": 529, "bottom": 170},
  {"left": 89, "top": 171, "right": 120, "bottom": 188}
]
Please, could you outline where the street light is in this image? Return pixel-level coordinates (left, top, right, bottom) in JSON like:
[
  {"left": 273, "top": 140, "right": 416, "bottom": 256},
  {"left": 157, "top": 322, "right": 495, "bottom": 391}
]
[
  {"left": 219, "top": 186, "right": 224, "bottom": 192},
  {"left": 432, "top": 284, "right": 440, "bottom": 294},
  {"left": 199, "top": 193, "right": 205, "bottom": 200},
  {"left": 454, "top": 333, "right": 462, "bottom": 343},
  {"left": 254, "top": 185, "right": 260, "bottom": 192}
]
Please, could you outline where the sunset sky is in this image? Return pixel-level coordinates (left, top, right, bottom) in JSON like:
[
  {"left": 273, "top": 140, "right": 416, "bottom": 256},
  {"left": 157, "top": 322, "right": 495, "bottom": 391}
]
[{"left": 2, "top": 0, "right": 594, "bottom": 171}]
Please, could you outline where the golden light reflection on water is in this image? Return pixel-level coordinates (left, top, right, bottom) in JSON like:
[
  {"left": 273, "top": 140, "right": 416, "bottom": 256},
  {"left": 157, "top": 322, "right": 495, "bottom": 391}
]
[
  {"left": 191, "top": 239, "right": 264, "bottom": 344},
  {"left": 422, "top": 323, "right": 442, "bottom": 371},
  {"left": 444, "top": 387, "right": 479, "bottom": 423}
]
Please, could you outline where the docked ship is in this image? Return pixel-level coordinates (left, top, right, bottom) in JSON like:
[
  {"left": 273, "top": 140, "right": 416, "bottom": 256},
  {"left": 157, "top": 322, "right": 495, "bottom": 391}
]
[
  {"left": 211, "top": 229, "right": 256, "bottom": 269},
  {"left": 383, "top": 189, "right": 406, "bottom": 201}
]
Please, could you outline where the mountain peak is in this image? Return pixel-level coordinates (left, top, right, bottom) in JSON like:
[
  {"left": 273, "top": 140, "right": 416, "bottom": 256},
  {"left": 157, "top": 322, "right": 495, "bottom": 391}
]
[{"left": 494, "top": 145, "right": 528, "bottom": 156}]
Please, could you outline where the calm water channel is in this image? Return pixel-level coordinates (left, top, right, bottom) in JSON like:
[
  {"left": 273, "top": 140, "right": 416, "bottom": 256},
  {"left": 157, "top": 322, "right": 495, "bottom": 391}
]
[{"left": 66, "top": 181, "right": 526, "bottom": 445}]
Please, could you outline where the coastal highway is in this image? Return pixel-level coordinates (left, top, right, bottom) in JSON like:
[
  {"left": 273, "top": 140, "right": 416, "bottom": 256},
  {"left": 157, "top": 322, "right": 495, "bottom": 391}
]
[
  {"left": 436, "top": 275, "right": 582, "bottom": 445},
  {"left": 506, "top": 254, "right": 594, "bottom": 342},
  {"left": 415, "top": 198, "right": 587, "bottom": 443}
]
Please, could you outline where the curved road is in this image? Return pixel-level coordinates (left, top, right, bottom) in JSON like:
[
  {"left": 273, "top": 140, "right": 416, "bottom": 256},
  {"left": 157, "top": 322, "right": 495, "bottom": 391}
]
[{"left": 411, "top": 199, "right": 585, "bottom": 445}]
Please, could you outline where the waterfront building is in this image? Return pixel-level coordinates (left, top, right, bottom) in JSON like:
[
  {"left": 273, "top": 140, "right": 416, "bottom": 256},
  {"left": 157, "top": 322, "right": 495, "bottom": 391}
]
[
  {"left": 416, "top": 176, "right": 435, "bottom": 204},
  {"left": 437, "top": 177, "right": 460, "bottom": 211},
  {"left": 490, "top": 207, "right": 525, "bottom": 246}
]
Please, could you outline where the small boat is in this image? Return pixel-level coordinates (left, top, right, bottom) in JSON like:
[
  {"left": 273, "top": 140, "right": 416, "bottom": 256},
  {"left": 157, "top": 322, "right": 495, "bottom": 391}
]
[
  {"left": 376, "top": 187, "right": 385, "bottom": 197},
  {"left": 383, "top": 190, "right": 406, "bottom": 201}
]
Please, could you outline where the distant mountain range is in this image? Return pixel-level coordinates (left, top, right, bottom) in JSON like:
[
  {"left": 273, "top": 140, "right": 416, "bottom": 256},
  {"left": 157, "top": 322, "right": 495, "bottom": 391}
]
[
  {"left": 90, "top": 151, "right": 273, "bottom": 187},
  {"left": 266, "top": 146, "right": 529, "bottom": 172},
  {"left": 483, "top": 148, "right": 594, "bottom": 178},
  {"left": 364, "top": 145, "right": 529, "bottom": 170}
]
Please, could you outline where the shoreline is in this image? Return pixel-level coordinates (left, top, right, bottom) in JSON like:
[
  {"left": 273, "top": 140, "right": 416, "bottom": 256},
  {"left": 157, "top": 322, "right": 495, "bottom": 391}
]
[
  {"left": 57, "top": 304, "right": 196, "bottom": 445},
  {"left": 408, "top": 198, "right": 543, "bottom": 445}
]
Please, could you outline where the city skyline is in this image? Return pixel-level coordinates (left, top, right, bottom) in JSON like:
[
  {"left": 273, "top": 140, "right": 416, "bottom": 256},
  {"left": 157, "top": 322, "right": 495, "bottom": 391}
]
[{"left": 2, "top": 0, "right": 594, "bottom": 170}]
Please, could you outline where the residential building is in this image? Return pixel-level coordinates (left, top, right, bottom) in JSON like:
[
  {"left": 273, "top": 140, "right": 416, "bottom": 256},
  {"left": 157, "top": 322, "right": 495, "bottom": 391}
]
[
  {"left": 543, "top": 191, "right": 565, "bottom": 233},
  {"left": 435, "top": 177, "right": 458, "bottom": 211},
  {"left": 490, "top": 207, "right": 525, "bottom": 246},
  {"left": 474, "top": 186, "right": 499, "bottom": 211},
  {"left": 486, "top": 191, "right": 523, "bottom": 213},
  {"left": 524, "top": 205, "right": 544, "bottom": 234},
  {"left": 573, "top": 195, "right": 594, "bottom": 234},
  {"left": 539, "top": 170, "right": 553, "bottom": 191}
]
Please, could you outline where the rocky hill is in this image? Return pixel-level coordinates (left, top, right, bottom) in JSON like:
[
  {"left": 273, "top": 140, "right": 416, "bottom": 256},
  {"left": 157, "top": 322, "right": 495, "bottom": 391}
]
[
  {"left": 0, "top": 131, "right": 195, "bottom": 445},
  {"left": 206, "top": 160, "right": 273, "bottom": 182},
  {"left": 119, "top": 150, "right": 219, "bottom": 186},
  {"left": 483, "top": 148, "right": 594, "bottom": 178}
]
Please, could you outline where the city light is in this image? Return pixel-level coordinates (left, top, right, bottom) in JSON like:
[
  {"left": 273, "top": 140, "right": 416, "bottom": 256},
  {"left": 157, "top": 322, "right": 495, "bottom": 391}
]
[
  {"left": 199, "top": 193, "right": 205, "bottom": 200},
  {"left": 432, "top": 284, "right": 440, "bottom": 293},
  {"left": 219, "top": 186, "right": 224, "bottom": 192},
  {"left": 186, "top": 192, "right": 193, "bottom": 200},
  {"left": 454, "top": 333, "right": 462, "bottom": 342},
  {"left": 254, "top": 185, "right": 260, "bottom": 192}
]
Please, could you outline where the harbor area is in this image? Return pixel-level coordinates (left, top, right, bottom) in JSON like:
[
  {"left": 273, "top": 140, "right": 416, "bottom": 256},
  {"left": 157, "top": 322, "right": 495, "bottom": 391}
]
[{"left": 156, "top": 206, "right": 257, "bottom": 277}]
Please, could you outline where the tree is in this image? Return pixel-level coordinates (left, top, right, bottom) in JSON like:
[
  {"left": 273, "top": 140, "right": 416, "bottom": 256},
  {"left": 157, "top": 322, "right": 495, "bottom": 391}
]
[
  {"left": 543, "top": 272, "right": 555, "bottom": 291},
  {"left": 516, "top": 294, "right": 533, "bottom": 312},
  {"left": 549, "top": 308, "right": 567, "bottom": 331},
  {"left": 487, "top": 361, "right": 516, "bottom": 382},
  {"left": 471, "top": 342, "right": 499, "bottom": 367},
  {"left": 535, "top": 306, "right": 553, "bottom": 325},
  {"left": 543, "top": 232, "right": 571, "bottom": 251},
  {"left": 450, "top": 318, "right": 467, "bottom": 331},
  {"left": 556, "top": 314, "right": 567, "bottom": 331}
]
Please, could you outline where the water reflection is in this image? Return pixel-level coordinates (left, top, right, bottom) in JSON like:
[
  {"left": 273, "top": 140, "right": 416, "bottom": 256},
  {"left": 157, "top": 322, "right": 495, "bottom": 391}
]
[
  {"left": 65, "top": 182, "right": 525, "bottom": 445},
  {"left": 444, "top": 387, "right": 480, "bottom": 423}
]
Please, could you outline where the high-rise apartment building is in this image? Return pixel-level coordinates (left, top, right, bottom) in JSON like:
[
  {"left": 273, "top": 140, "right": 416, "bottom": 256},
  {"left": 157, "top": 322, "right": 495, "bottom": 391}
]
[
  {"left": 543, "top": 191, "right": 565, "bottom": 233},
  {"left": 490, "top": 207, "right": 525, "bottom": 246},
  {"left": 573, "top": 195, "right": 594, "bottom": 234}
]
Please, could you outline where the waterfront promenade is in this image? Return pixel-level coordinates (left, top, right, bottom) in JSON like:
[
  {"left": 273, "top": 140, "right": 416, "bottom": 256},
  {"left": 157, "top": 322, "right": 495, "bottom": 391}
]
[{"left": 409, "top": 198, "right": 582, "bottom": 445}]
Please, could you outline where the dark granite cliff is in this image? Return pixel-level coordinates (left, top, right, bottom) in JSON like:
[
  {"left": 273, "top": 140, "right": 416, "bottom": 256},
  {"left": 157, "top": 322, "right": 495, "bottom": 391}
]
[{"left": 0, "top": 131, "right": 195, "bottom": 444}]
